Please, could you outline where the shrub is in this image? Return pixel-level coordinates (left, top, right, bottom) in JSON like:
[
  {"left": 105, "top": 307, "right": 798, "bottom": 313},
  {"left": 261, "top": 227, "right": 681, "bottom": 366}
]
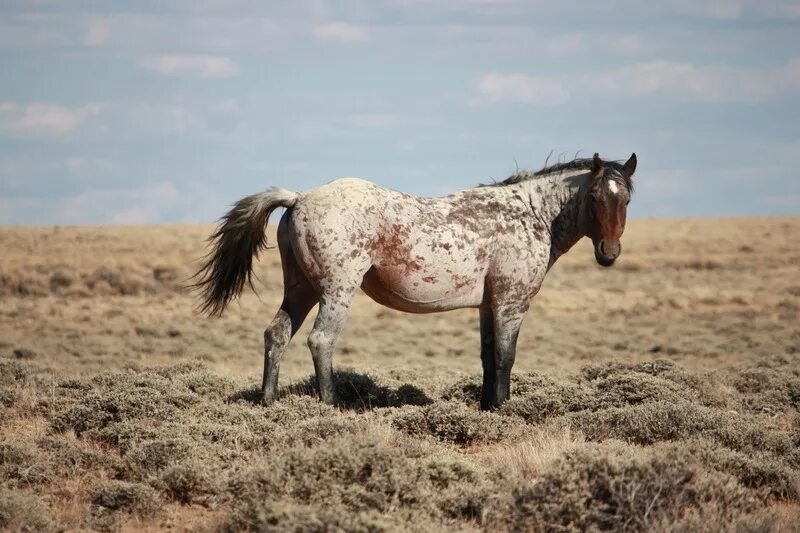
[
  {"left": 0, "top": 390, "right": 14, "bottom": 408},
  {"left": 286, "top": 370, "right": 432, "bottom": 410},
  {"left": 228, "top": 431, "right": 431, "bottom": 514},
  {"left": 580, "top": 359, "right": 678, "bottom": 381},
  {"left": 124, "top": 438, "right": 193, "bottom": 475},
  {"left": 0, "top": 361, "right": 28, "bottom": 386},
  {"left": 688, "top": 439, "right": 800, "bottom": 500},
  {"left": 12, "top": 348, "right": 37, "bottom": 359},
  {"left": 0, "top": 442, "right": 51, "bottom": 486},
  {"left": 0, "top": 487, "right": 52, "bottom": 531},
  {"left": 50, "top": 365, "right": 229, "bottom": 436},
  {"left": 159, "top": 459, "right": 221, "bottom": 505},
  {"left": 219, "top": 499, "right": 398, "bottom": 533},
  {"left": 49, "top": 271, "right": 73, "bottom": 291},
  {"left": 591, "top": 372, "right": 693, "bottom": 408},
  {"left": 0, "top": 442, "right": 30, "bottom": 468},
  {"left": 441, "top": 372, "right": 561, "bottom": 405},
  {"left": 37, "top": 436, "right": 121, "bottom": 478},
  {"left": 90, "top": 480, "right": 160, "bottom": 515},
  {"left": 436, "top": 483, "right": 492, "bottom": 521},
  {"left": 390, "top": 401, "right": 518, "bottom": 445},
  {"left": 499, "top": 382, "right": 592, "bottom": 423},
  {"left": 507, "top": 441, "right": 761, "bottom": 532},
  {"left": 568, "top": 399, "right": 793, "bottom": 455},
  {"left": 419, "top": 456, "right": 481, "bottom": 489},
  {"left": 732, "top": 367, "right": 800, "bottom": 413}
]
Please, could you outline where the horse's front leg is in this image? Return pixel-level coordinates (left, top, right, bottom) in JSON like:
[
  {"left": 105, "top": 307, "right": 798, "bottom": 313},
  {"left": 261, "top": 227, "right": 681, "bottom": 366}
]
[
  {"left": 489, "top": 304, "right": 527, "bottom": 409},
  {"left": 479, "top": 305, "right": 496, "bottom": 411}
]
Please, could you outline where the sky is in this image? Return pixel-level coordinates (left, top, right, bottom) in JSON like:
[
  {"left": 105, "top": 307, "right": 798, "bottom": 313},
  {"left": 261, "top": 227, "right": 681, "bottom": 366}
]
[{"left": 1, "top": 0, "right": 799, "bottom": 225}]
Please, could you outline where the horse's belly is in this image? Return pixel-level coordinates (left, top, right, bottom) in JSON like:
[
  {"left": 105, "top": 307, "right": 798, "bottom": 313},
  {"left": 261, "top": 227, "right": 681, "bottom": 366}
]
[{"left": 360, "top": 265, "right": 483, "bottom": 313}]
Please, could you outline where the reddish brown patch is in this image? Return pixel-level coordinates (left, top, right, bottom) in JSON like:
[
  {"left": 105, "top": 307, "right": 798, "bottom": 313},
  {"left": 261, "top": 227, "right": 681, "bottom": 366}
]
[
  {"left": 370, "top": 223, "right": 421, "bottom": 275},
  {"left": 593, "top": 195, "right": 627, "bottom": 241},
  {"left": 452, "top": 273, "right": 472, "bottom": 290}
]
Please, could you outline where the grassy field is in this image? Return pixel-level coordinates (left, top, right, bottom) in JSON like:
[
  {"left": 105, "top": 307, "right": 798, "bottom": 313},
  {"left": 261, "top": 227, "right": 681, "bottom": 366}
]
[{"left": 1, "top": 217, "right": 799, "bottom": 531}]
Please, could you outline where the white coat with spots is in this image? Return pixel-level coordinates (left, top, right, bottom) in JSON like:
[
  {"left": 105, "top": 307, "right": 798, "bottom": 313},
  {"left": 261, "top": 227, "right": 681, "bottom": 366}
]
[{"left": 195, "top": 153, "right": 637, "bottom": 409}]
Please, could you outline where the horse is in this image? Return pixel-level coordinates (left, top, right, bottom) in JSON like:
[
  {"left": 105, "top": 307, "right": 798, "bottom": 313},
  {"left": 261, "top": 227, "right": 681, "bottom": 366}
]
[{"left": 194, "top": 152, "right": 637, "bottom": 410}]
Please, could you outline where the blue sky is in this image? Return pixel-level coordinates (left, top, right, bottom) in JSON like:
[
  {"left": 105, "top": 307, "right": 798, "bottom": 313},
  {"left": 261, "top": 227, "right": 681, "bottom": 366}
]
[{"left": 1, "top": 0, "right": 799, "bottom": 224}]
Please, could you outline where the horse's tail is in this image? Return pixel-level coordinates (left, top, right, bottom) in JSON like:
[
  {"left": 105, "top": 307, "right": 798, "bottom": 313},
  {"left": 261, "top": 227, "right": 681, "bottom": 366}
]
[{"left": 192, "top": 187, "right": 299, "bottom": 317}]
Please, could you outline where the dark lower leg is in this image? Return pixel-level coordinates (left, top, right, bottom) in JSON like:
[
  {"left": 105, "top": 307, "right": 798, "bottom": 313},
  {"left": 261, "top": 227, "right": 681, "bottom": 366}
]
[
  {"left": 479, "top": 307, "right": 496, "bottom": 411},
  {"left": 493, "top": 338, "right": 519, "bottom": 407},
  {"left": 492, "top": 311, "right": 523, "bottom": 408}
]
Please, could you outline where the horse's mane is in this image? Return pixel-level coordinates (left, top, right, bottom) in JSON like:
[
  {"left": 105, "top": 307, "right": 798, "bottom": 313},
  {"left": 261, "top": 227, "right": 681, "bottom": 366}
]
[{"left": 482, "top": 156, "right": 633, "bottom": 192}]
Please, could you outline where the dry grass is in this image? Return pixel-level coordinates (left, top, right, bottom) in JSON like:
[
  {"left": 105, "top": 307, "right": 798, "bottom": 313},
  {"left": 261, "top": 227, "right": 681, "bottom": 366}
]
[
  {"left": 2, "top": 356, "right": 799, "bottom": 531},
  {"left": 1, "top": 217, "right": 799, "bottom": 531}
]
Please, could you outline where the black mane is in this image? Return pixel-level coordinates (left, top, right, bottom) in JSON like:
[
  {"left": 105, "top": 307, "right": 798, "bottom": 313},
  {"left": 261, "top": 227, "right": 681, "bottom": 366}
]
[{"left": 483, "top": 157, "right": 633, "bottom": 193}]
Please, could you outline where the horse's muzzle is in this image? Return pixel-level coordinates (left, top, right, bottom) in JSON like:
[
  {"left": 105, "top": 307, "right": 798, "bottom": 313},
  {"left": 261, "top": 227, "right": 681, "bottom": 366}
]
[{"left": 594, "top": 240, "right": 621, "bottom": 267}]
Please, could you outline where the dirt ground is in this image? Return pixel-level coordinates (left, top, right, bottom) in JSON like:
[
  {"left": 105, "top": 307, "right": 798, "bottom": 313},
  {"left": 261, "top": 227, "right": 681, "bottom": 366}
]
[
  {"left": 1, "top": 217, "right": 798, "bottom": 381},
  {"left": 1, "top": 217, "right": 799, "bottom": 531}
]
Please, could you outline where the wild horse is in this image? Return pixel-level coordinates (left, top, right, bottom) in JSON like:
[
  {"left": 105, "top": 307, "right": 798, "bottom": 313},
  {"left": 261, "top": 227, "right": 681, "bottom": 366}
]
[{"left": 194, "top": 152, "right": 637, "bottom": 410}]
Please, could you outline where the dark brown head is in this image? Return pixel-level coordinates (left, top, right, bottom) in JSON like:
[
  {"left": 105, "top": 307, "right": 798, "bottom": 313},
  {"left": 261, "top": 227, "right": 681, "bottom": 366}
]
[{"left": 586, "top": 152, "right": 637, "bottom": 267}]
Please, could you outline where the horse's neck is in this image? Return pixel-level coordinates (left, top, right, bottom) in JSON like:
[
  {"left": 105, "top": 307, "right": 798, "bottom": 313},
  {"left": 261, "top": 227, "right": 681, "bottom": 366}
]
[{"left": 520, "top": 173, "right": 588, "bottom": 265}]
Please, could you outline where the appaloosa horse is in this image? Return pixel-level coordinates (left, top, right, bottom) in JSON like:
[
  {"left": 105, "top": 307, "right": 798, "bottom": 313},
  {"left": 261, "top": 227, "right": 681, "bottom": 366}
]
[{"left": 194, "top": 152, "right": 637, "bottom": 410}]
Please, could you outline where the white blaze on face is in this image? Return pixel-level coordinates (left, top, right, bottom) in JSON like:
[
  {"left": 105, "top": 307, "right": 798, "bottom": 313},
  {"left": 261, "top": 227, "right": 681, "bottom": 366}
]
[{"left": 607, "top": 180, "right": 619, "bottom": 195}]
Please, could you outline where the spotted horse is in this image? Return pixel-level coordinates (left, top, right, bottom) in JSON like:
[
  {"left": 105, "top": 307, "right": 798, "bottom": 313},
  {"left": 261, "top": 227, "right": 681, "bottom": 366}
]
[{"left": 194, "top": 153, "right": 637, "bottom": 410}]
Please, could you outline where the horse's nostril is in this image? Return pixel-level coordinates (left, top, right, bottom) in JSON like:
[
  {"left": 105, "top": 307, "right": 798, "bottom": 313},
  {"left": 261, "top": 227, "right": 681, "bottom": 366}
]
[{"left": 599, "top": 242, "right": 606, "bottom": 255}]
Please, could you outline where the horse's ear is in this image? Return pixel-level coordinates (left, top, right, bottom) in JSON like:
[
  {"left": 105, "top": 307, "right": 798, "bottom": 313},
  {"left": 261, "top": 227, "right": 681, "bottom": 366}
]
[
  {"left": 622, "top": 153, "right": 637, "bottom": 178},
  {"left": 591, "top": 153, "right": 604, "bottom": 179}
]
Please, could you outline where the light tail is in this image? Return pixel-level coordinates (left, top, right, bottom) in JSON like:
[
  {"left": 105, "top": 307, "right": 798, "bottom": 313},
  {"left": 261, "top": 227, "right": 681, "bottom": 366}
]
[{"left": 192, "top": 187, "right": 298, "bottom": 316}]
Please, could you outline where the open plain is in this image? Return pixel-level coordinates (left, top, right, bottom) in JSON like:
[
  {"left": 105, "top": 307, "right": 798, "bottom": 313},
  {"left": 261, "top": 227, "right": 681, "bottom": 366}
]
[{"left": 1, "top": 216, "right": 799, "bottom": 531}]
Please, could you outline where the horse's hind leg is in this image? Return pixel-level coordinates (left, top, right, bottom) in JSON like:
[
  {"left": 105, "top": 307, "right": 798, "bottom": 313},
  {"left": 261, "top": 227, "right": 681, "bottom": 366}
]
[
  {"left": 307, "top": 287, "right": 358, "bottom": 404},
  {"left": 261, "top": 281, "right": 317, "bottom": 404},
  {"left": 261, "top": 218, "right": 319, "bottom": 405}
]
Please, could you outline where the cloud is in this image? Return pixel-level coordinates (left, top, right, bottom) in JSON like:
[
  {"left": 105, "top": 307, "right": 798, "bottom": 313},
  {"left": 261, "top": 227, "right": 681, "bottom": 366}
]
[
  {"left": 84, "top": 17, "right": 110, "bottom": 46},
  {"left": 0, "top": 102, "right": 103, "bottom": 138},
  {"left": 476, "top": 58, "right": 800, "bottom": 105},
  {"left": 593, "top": 59, "right": 800, "bottom": 103},
  {"left": 0, "top": 183, "right": 180, "bottom": 225},
  {"left": 540, "top": 32, "right": 647, "bottom": 57},
  {"left": 141, "top": 54, "right": 239, "bottom": 78},
  {"left": 475, "top": 73, "right": 569, "bottom": 105},
  {"left": 105, "top": 184, "right": 181, "bottom": 224},
  {"left": 345, "top": 113, "right": 401, "bottom": 128},
  {"left": 758, "top": 194, "right": 800, "bottom": 208},
  {"left": 637, "top": 169, "right": 695, "bottom": 198},
  {"left": 66, "top": 183, "right": 180, "bottom": 225},
  {"left": 311, "top": 22, "right": 366, "bottom": 42}
]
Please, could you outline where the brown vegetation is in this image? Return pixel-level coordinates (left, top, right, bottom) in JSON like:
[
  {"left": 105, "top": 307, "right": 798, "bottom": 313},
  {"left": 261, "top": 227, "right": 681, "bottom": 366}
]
[
  {"left": 2, "top": 355, "right": 799, "bottom": 531},
  {"left": 1, "top": 218, "right": 799, "bottom": 530}
]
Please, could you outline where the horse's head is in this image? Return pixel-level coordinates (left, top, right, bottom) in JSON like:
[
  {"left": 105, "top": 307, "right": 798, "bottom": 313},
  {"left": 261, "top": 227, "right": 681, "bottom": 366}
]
[{"left": 585, "top": 152, "right": 637, "bottom": 267}]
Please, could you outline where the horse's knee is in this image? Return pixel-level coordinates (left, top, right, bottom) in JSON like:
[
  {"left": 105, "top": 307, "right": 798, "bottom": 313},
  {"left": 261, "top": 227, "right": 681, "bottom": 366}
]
[{"left": 307, "top": 329, "right": 331, "bottom": 357}]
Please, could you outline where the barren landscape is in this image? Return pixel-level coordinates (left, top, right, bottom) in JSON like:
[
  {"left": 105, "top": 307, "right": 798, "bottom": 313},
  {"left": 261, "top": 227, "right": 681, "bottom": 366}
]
[{"left": 1, "top": 216, "right": 799, "bottom": 531}]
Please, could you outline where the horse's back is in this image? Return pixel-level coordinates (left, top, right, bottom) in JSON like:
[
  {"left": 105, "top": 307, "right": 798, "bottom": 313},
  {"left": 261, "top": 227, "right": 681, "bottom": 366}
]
[{"left": 295, "top": 177, "right": 446, "bottom": 231}]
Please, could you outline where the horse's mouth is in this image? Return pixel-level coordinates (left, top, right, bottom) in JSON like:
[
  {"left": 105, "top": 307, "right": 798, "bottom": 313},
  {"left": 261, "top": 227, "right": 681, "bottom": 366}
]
[
  {"left": 594, "top": 240, "right": 620, "bottom": 267},
  {"left": 595, "top": 254, "right": 617, "bottom": 267}
]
